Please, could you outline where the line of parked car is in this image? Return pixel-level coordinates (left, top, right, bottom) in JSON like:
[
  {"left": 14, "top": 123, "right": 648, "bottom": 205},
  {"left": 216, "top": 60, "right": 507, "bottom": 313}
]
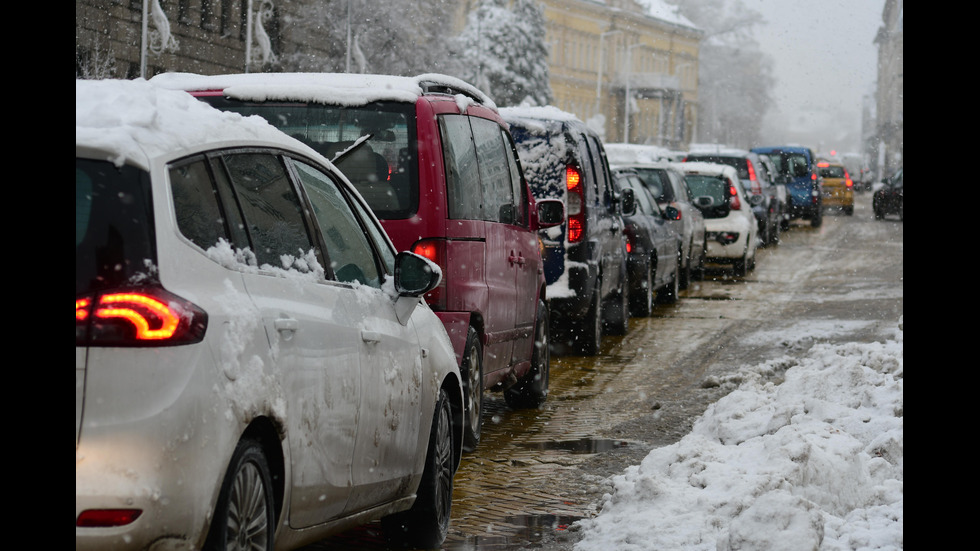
[{"left": 75, "top": 73, "right": 870, "bottom": 551}]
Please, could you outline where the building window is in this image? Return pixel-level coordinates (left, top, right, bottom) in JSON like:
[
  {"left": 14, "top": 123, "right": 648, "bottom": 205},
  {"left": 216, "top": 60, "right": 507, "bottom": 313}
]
[{"left": 201, "top": 0, "right": 215, "bottom": 31}]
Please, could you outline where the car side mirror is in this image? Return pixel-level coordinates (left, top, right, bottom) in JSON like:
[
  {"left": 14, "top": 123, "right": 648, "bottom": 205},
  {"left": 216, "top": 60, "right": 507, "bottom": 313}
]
[
  {"left": 621, "top": 188, "right": 637, "bottom": 216},
  {"left": 664, "top": 205, "right": 680, "bottom": 220},
  {"left": 395, "top": 251, "right": 441, "bottom": 297},
  {"left": 393, "top": 251, "right": 442, "bottom": 325},
  {"left": 534, "top": 198, "right": 565, "bottom": 229},
  {"left": 696, "top": 196, "right": 715, "bottom": 208},
  {"left": 747, "top": 194, "right": 764, "bottom": 206}
]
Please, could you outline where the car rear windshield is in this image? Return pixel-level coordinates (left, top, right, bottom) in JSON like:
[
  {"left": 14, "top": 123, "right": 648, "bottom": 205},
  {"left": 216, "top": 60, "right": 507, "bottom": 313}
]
[
  {"left": 819, "top": 165, "right": 846, "bottom": 178},
  {"left": 76, "top": 158, "right": 157, "bottom": 296},
  {"left": 686, "top": 155, "right": 748, "bottom": 179},
  {"left": 631, "top": 167, "right": 673, "bottom": 202},
  {"left": 767, "top": 152, "right": 811, "bottom": 180},
  {"left": 684, "top": 174, "right": 731, "bottom": 219},
  {"left": 200, "top": 97, "right": 419, "bottom": 220}
]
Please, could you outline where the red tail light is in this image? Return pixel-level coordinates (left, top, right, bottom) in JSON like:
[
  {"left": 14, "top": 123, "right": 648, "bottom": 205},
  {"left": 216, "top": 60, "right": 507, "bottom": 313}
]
[
  {"left": 411, "top": 239, "right": 448, "bottom": 309},
  {"left": 729, "top": 183, "right": 741, "bottom": 210},
  {"left": 76, "top": 287, "right": 207, "bottom": 347},
  {"left": 844, "top": 170, "right": 854, "bottom": 188},
  {"left": 566, "top": 165, "right": 586, "bottom": 243}
]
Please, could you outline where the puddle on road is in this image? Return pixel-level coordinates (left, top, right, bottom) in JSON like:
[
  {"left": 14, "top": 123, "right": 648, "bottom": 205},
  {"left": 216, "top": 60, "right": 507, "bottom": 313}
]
[
  {"left": 444, "top": 514, "right": 584, "bottom": 550},
  {"left": 522, "top": 437, "right": 631, "bottom": 454}
]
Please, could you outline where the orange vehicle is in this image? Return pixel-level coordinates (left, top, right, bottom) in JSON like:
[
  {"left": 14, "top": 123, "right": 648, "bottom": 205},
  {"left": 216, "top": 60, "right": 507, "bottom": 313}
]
[{"left": 817, "top": 160, "right": 854, "bottom": 215}]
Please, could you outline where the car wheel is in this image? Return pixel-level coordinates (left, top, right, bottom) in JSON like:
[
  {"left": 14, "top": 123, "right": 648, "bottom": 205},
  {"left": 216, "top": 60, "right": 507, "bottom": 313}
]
[
  {"left": 810, "top": 209, "right": 822, "bottom": 228},
  {"left": 602, "top": 276, "right": 629, "bottom": 336},
  {"left": 383, "top": 388, "right": 454, "bottom": 548},
  {"left": 205, "top": 438, "right": 275, "bottom": 551},
  {"left": 844, "top": 205, "right": 854, "bottom": 216},
  {"left": 678, "top": 243, "right": 693, "bottom": 290},
  {"left": 629, "top": 260, "right": 654, "bottom": 317},
  {"left": 693, "top": 238, "right": 707, "bottom": 281},
  {"left": 460, "top": 327, "right": 483, "bottom": 452},
  {"left": 657, "top": 250, "right": 681, "bottom": 304},
  {"left": 574, "top": 280, "right": 603, "bottom": 356},
  {"left": 505, "top": 300, "right": 551, "bottom": 408},
  {"left": 733, "top": 247, "right": 749, "bottom": 276},
  {"left": 771, "top": 216, "right": 782, "bottom": 245}
]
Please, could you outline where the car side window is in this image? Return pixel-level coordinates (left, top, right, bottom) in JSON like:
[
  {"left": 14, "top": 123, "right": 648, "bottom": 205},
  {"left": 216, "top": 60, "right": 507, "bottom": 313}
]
[
  {"left": 502, "top": 129, "right": 528, "bottom": 226},
  {"left": 290, "top": 158, "right": 384, "bottom": 288},
  {"left": 220, "top": 153, "right": 318, "bottom": 271},
  {"left": 440, "top": 115, "right": 483, "bottom": 221},
  {"left": 169, "top": 157, "right": 231, "bottom": 250},
  {"left": 471, "top": 117, "right": 517, "bottom": 224}
]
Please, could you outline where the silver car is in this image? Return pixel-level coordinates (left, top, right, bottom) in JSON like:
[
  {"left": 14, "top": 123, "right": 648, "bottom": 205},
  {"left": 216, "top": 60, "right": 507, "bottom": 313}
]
[{"left": 75, "top": 79, "right": 463, "bottom": 550}]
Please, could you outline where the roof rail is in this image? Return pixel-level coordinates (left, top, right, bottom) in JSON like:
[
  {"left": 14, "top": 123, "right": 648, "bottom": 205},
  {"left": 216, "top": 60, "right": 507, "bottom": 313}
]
[{"left": 414, "top": 73, "right": 496, "bottom": 109}]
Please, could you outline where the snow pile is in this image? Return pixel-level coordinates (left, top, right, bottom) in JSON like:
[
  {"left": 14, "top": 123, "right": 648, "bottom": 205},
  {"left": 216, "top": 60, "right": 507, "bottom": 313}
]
[{"left": 575, "top": 320, "right": 903, "bottom": 551}]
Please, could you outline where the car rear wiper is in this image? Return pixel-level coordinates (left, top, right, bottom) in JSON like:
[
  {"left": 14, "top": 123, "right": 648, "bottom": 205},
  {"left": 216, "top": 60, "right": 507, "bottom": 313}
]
[{"left": 330, "top": 133, "right": 373, "bottom": 164}]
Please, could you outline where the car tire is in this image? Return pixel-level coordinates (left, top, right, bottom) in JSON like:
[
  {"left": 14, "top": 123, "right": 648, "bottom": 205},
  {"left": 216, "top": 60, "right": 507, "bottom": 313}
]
[
  {"left": 629, "top": 260, "right": 654, "bottom": 317},
  {"left": 771, "top": 215, "right": 782, "bottom": 245},
  {"left": 658, "top": 250, "right": 681, "bottom": 304},
  {"left": 678, "top": 243, "right": 693, "bottom": 290},
  {"left": 810, "top": 208, "right": 823, "bottom": 228},
  {"left": 383, "top": 388, "right": 454, "bottom": 548},
  {"left": 844, "top": 205, "right": 854, "bottom": 216},
  {"left": 205, "top": 438, "right": 275, "bottom": 551},
  {"left": 898, "top": 199, "right": 903, "bottom": 221},
  {"left": 505, "top": 300, "right": 551, "bottom": 408},
  {"left": 692, "top": 238, "right": 707, "bottom": 281},
  {"left": 460, "top": 327, "right": 483, "bottom": 452},
  {"left": 574, "top": 280, "right": 603, "bottom": 356},
  {"left": 603, "top": 278, "right": 629, "bottom": 336}
]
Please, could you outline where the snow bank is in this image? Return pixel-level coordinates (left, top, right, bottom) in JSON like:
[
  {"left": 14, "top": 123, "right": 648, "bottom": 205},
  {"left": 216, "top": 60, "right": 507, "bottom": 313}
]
[{"left": 575, "top": 320, "right": 903, "bottom": 550}]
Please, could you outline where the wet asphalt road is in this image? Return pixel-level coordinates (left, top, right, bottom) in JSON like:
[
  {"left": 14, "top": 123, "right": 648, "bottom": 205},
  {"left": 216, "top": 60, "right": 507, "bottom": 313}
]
[{"left": 302, "top": 190, "right": 903, "bottom": 551}]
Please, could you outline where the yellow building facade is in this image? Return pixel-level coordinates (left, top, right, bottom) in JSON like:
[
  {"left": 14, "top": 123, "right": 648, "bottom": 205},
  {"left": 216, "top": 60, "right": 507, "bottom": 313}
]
[{"left": 533, "top": 0, "right": 702, "bottom": 148}]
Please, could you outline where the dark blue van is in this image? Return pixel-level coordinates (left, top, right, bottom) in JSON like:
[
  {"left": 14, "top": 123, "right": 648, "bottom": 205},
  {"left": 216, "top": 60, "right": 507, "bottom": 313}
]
[{"left": 751, "top": 146, "right": 823, "bottom": 228}]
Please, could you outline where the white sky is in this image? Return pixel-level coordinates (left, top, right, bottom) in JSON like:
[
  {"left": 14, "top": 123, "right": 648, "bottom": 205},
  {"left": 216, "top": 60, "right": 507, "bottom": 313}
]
[{"left": 742, "top": 0, "right": 886, "bottom": 152}]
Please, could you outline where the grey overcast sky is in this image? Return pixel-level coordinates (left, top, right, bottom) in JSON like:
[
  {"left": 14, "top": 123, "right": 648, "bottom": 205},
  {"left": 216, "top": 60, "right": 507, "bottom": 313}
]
[{"left": 741, "top": 0, "right": 886, "bottom": 152}]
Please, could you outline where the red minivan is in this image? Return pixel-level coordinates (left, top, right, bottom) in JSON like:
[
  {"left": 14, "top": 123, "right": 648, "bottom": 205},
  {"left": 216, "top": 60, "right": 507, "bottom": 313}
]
[{"left": 153, "top": 72, "right": 564, "bottom": 451}]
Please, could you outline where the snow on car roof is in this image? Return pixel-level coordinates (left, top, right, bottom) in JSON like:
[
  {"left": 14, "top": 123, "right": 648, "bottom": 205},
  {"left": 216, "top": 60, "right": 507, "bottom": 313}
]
[
  {"left": 499, "top": 105, "right": 581, "bottom": 123},
  {"left": 76, "top": 78, "right": 317, "bottom": 169},
  {"left": 150, "top": 71, "right": 496, "bottom": 111},
  {"left": 677, "top": 161, "right": 739, "bottom": 177},
  {"left": 605, "top": 143, "right": 673, "bottom": 165}
]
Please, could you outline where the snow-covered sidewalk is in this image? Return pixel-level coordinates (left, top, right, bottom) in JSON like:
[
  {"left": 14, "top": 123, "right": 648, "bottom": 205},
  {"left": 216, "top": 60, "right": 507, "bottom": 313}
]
[{"left": 575, "top": 319, "right": 903, "bottom": 550}]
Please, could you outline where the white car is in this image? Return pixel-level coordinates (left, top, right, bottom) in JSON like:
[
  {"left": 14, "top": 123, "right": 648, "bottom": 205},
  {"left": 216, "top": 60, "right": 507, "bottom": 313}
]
[
  {"left": 76, "top": 79, "right": 463, "bottom": 551},
  {"left": 676, "top": 162, "right": 759, "bottom": 276}
]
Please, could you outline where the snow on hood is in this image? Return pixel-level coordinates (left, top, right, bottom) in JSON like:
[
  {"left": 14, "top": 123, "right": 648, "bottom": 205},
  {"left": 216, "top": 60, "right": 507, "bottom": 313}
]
[
  {"left": 150, "top": 71, "right": 496, "bottom": 110},
  {"left": 76, "top": 78, "right": 313, "bottom": 168}
]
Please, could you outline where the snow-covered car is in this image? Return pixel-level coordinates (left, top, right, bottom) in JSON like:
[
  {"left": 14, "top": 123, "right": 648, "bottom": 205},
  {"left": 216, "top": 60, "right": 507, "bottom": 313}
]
[
  {"left": 608, "top": 159, "right": 707, "bottom": 289},
  {"left": 152, "top": 71, "right": 564, "bottom": 453},
  {"left": 677, "top": 162, "right": 759, "bottom": 276},
  {"left": 612, "top": 167, "right": 683, "bottom": 316},
  {"left": 75, "top": 79, "right": 463, "bottom": 551}
]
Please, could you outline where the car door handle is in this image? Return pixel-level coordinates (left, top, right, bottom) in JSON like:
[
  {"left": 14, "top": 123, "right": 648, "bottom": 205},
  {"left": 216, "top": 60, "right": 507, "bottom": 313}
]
[
  {"left": 509, "top": 251, "right": 526, "bottom": 266},
  {"left": 361, "top": 330, "right": 382, "bottom": 344},
  {"left": 275, "top": 317, "right": 298, "bottom": 333}
]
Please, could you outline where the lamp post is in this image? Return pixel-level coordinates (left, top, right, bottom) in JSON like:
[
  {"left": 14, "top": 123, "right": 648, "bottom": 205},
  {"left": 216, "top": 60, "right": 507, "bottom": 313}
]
[
  {"left": 623, "top": 42, "right": 645, "bottom": 143},
  {"left": 594, "top": 29, "right": 621, "bottom": 119}
]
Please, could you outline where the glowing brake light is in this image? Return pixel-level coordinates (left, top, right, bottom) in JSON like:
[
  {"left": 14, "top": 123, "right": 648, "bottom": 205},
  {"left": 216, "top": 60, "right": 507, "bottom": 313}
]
[
  {"left": 76, "top": 288, "right": 207, "bottom": 347},
  {"left": 565, "top": 164, "right": 586, "bottom": 243},
  {"left": 411, "top": 239, "right": 447, "bottom": 309},
  {"left": 729, "top": 182, "right": 741, "bottom": 210},
  {"left": 844, "top": 170, "right": 854, "bottom": 188}
]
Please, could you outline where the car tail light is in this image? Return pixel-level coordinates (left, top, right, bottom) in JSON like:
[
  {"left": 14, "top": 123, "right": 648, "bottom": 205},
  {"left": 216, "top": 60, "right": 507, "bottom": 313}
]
[
  {"left": 746, "top": 160, "right": 762, "bottom": 195},
  {"left": 76, "top": 509, "right": 142, "bottom": 527},
  {"left": 844, "top": 170, "right": 854, "bottom": 189},
  {"left": 411, "top": 239, "right": 448, "bottom": 309},
  {"left": 75, "top": 288, "right": 207, "bottom": 347},
  {"left": 566, "top": 165, "right": 586, "bottom": 243},
  {"left": 728, "top": 182, "right": 741, "bottom": 210}
]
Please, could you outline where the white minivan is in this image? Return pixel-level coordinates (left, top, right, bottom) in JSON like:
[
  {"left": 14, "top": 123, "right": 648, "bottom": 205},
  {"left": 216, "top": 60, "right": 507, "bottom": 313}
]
[{"left": 76, "top": 79, "right": 463, "bottom": 551}]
